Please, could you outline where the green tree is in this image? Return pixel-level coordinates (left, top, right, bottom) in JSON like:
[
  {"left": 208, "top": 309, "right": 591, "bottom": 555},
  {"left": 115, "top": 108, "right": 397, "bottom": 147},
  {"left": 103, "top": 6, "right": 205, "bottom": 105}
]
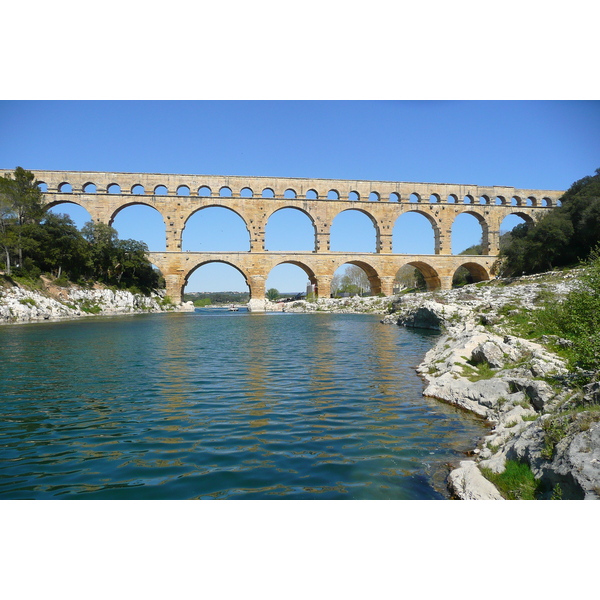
[
  {"left": 29, "top": 213, "right": 90, "bottom": 280},
  {"left": 267, "top": 287, "right": 280, "bottom": 301},
  {"left": 0, "top": 167, "right": 45, "bottom": 274},
  {"left": 501, "top": 168, "right": 600, "bottom": 275}
]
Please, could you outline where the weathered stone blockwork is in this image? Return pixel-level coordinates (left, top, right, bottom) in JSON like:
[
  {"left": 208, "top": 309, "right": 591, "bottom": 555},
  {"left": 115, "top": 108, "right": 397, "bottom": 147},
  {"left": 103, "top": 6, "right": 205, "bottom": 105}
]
[{"left": 8, "top": 169, "right": 562, "bottom": 304}]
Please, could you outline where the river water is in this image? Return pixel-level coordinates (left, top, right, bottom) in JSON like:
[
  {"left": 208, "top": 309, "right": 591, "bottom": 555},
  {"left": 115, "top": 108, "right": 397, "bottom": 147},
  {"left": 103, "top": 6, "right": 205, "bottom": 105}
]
[{"left": 0, "top": 309, "right": 488, "bottom": 499}]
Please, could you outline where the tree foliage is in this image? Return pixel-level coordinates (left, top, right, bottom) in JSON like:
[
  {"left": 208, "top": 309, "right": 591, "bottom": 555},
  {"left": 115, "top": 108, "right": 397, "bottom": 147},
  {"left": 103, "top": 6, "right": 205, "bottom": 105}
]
[
  {"left": 501, "top": 169, "right": 600, "bottom": 275},
  {"left": 331, "top": 265, "right": 370, "bottom": 296},
  {"left": 0, "top": 167, "right": 162, "bottom": 294},
  {"left": 266, "top": 287, "right": 280, "bottom": 301}
]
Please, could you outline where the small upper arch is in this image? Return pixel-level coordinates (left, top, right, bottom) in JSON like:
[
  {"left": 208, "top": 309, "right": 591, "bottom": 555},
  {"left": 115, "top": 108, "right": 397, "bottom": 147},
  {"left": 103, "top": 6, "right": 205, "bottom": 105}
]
[
  {"left": 83, "top": 182, "right": 97, "bottom": 193},
  {"left": 348, "top": 191, "right": 360, "bottom": 201},
  {"left": 219, "top": 186, "right": 232, "bottom": 197},
  {"left": 284, "top": 188, "right": 297, "bottom": 199},
  {"left": 198, "top": 185, "right": 212, "bottom": 196},
  {"left": 305, "top": 189, "right": 318, "bottom": 199},
  {"left": 58, "top": 182, "right": 73, "bottom": 193},
  {"left": 131, "top": 184, "right": 145, "bottom": 195},
  {"left": 107, "top": 183, "right": 121, "bottom": 194},
  {"left": 262, "top": 187, "right": 275, "bottom": 198},
  {"left": 240, "top": 187, "right": 254, "bottom": 198},
  {"left": 327, "top": 189, "right": 340, "bottom": 200},
  {"left": 177, "top": 185, "right": 190, "bottom": 196},
  {"left": 154, "top": 185, "right": 168, "bottom": 195}
]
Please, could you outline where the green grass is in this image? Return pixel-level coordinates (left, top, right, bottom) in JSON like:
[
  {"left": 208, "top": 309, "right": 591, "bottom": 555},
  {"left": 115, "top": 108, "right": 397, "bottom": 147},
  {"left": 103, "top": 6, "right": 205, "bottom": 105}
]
[{"left": 480, "top": 460, "right": 542, "bottom": 499}]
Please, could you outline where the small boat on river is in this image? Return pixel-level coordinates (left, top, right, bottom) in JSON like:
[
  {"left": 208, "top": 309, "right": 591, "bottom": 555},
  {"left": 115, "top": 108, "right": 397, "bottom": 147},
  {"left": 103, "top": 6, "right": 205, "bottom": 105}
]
[{"left": 228, "top": 305, "right": 239, "bottom": 311}]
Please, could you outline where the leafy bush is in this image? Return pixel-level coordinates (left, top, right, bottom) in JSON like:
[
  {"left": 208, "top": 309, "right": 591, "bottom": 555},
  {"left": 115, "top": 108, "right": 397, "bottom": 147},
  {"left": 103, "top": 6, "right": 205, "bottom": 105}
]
[{"left": 533, "top": 247, "right": 600, "bottom": 372}]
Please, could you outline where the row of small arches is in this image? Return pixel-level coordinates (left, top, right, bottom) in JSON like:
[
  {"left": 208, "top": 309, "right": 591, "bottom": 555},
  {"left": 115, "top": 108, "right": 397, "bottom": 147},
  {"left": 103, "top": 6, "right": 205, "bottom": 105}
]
[{"left": 39, "top": 181, "right": 560, "bottom": 207}]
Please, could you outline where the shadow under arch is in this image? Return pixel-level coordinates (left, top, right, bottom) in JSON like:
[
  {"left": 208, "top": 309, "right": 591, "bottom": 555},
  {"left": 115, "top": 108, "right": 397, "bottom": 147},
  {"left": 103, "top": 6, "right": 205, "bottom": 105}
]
[
  {"left": 404, "top": 260, "right": 441, "bottom": 290},
  {"left": 267, "top": 259, "right": 318, "bottom": 293},
  {"left": 334, "top": 259, "right": 383, "bottom": 295},
  {"left": 453, "top": 262, "right": 491, "bottom": 285},
  {"left": 182, "top": 259, "right": 251, "bottom": 300},
  {"left": 264, "top": 206, "right": 317, "bottom": 251},
  {"left": 183, "top": 204, "right": 250, "bottom": 251}
]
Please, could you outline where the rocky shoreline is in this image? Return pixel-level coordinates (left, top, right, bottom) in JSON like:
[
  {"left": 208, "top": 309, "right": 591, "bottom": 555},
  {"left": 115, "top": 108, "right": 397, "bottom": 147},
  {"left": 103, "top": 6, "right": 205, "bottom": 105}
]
[
  {"left": 380, "top": 271, "right": 600, "bottom": 500},
  {"left": 0, "top": 276, "right": 195, "bottom": 324}
]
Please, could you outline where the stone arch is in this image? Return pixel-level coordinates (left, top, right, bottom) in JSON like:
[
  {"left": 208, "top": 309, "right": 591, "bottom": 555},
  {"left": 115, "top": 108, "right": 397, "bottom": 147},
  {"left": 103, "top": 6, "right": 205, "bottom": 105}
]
[
  {"left": 37, "top": 181, "right": 48, "bottom": 192},
  {"left": 267, "top": 260, "right": 318, "bottom": 295},
  {"left": 45, "top": 200, "right": 94, "bottom": 230},
  {"left": 183, "top": 260, "right": 251, "bottom": 300},
  {"left": 447, "top": 194, "right": 458, "bottom": 204},
  {"left": 83, "top": 182, "right": 97, "bottom": 193},
  {"left": 453, "top": 262, "right": 491, "bottom": 284},
  {"left": 284, "top": 188, "right": 297, "bottom": 199},
  {"left": 409, "top": 193, "right": 420, "bottom": 203},
  {"left": 505, "top": 211, "right": 535, "bottom": 228},
  {"left": 429, "top": 194, "right": 441, "bottom": 203},
  {"left": 330, "top": 207, "right": 379, "bottom": 253},
  {"left": 348, "top": 191, "right": 360, "bottom": 201},
  {"left": 109, "top": 200, "right": 164, "bottom": 223},
  {"left": 393, "top": 209, "right": 439, "bottom": 254},
  {"left": 58, "top": 182, "right": 73, "bottom": 193},
  {"left": 183, "top": 205, "right": 250, "bottom": 251},
  {"left": 198, "top": 185, "right": 212, "bottom": 196},
  {"left": 479, "top": 195, "right": 490, "bottom": 205},
  {"left": 368, "top": 192, "right": 380, "bottom": 202},
  {"left": 262, "top": 187, "right": 275, "bottom": 198},
  {"left": 240, "top": 187, "right": 254, "bottom": 198},
  {"left": 219, "top": 186, "right": 232, "bottom": 197},
  {"left": 332, "top": 259, "right": 383, "bottom": 295},
  {"left": 154, "top": 185, "right": 168, "bottom": 195},
  {"left": 404, "top": 260, "right": 441, "bottom": 291},
  {"left": 177, "top": 185, "right": 190, "bottom": 196},
  {"left": 328, "top": 189, "right": 340, "bottom": 200},
  {"left": 305, "top": 189, "right": 318, "bottom": 199},
  {"left": 107, "top": 183, "right": 121, "bottom": 194},
  {"left": 264, "top": 206, "right": 316, "bottom": 251},
  {"left": 389, "top": 192, "right": 400, "bottom": 202},
  {"left": 131, "top": 184, "right": 145, "bottom": 195},
  {"left": 451, "top": 210, "right": 488, "bottom": 254},
  {"left": 110, "top": 203, "right": 167, "bottom": 251}
]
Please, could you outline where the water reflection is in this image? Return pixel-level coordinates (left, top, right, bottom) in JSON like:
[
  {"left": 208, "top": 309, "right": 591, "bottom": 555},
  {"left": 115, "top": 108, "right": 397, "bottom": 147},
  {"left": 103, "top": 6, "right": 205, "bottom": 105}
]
[{"left": 0, "top": 312, "right": 487, "bottom": 499}]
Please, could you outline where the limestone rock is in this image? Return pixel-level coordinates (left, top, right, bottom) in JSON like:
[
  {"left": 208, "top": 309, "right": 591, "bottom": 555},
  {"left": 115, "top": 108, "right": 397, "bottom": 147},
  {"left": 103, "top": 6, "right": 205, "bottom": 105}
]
[{"left": 448, "top": 461, "right": 504, "bottom": 500}]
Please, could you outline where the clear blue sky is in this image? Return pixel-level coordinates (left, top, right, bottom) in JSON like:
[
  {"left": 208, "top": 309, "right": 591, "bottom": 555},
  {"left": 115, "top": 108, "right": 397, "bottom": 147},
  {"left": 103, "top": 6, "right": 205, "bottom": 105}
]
[{"left": 2, "top": 101, "right": 599, "bottom": 292}]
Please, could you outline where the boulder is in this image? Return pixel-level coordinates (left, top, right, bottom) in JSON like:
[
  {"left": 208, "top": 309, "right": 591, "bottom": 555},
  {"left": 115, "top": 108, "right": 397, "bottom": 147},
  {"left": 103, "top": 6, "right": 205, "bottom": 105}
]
[{"left": 448, "top": 461, "right": 505, "bottom": 500}]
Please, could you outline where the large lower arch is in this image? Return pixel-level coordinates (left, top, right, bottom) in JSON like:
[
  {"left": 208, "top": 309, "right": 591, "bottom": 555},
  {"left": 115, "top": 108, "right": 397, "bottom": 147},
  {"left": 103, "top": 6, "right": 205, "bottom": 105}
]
[
  {"left": 264, "top": 207, "right": 316, "bottom": 251},
  {"left": 182, "top": 260, "right": 251, "bottom": 299},
  {"left": 404, "top": 261, "right": 441, "bottom": 290},
  {"left": 183, "top": 206, "right": 250, "bottom": 252},
  {"left": 110, "top": 202, "right": 167, "bottom": 251},
  {"left": 266, "top": 260, "right": 317, "bottom": 296},
  {"left": 453, "top": 262, "right": 491, "bottom": 285},
  {"left": 332, "top": 260, "right": 383, "bottom": 295}
]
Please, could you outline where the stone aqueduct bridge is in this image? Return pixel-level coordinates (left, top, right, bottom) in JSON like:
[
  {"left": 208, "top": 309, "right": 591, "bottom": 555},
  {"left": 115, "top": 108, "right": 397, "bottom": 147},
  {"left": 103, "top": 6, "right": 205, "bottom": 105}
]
[{"left": 20, "top": 169, "right": 564, "bottom": 306}]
